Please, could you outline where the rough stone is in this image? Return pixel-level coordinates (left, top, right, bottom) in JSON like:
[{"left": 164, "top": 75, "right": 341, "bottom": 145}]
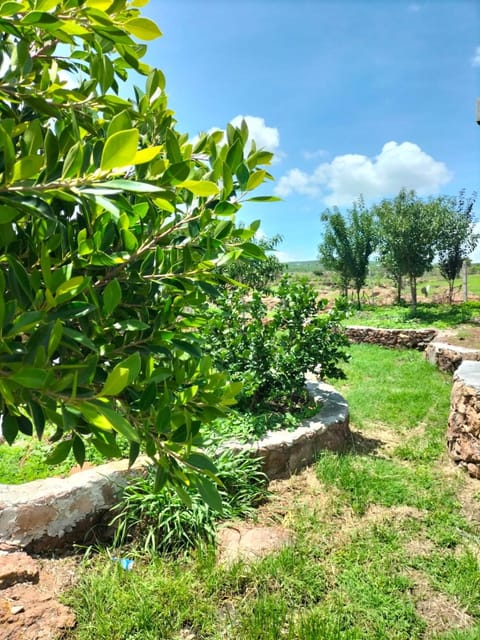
[
  {"left": 227, "top": 375, "right": 350, "bottom": 480},
  {"left": 217, "top": 525, "right": 292, "bottom": 565},
  {"left": 345, "top": 326, "right": 437, "bottom": 350},
  {"left": 425, "top": 341, "right": 480, "bottom": 374},
  {"left": 0, "top": 553, "right": 39, "bottom": 590},
  {"left": 0, "top": 551, "right": 76, "bottom": 640},
  {"left": 447, "top": 361, "right": 480, "bottom": 479}
]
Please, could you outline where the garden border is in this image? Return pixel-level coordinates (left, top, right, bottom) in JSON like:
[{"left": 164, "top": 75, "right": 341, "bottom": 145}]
[{"left": 0, "top": 376, "right": 350, "bottom": 552}]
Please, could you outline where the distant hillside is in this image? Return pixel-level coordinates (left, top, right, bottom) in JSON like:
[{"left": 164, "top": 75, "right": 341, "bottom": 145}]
[{"left": 284, "top": 260, "right": 322, "bottom": 273}]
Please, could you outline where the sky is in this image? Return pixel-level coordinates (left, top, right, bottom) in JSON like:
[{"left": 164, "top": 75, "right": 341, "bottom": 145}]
[{"left": 142, "top": 0, "right": 480, "bottom": 263}]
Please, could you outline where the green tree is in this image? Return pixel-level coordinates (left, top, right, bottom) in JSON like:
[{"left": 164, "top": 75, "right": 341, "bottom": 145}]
[
  {"left": 0, "top": 0, "right": 276, "bottom": 502},
  {"left": 436, "top": 190, "right": 478, "bottom": 304},
  {"left": 219, "top": 232, "right": 285, "bottom": 291},
  {"left": 319, "top": 197, "right": 377, "bottom": 308},
  {"left": 374, "top": 189, "right": 445, "bottom": 314}
]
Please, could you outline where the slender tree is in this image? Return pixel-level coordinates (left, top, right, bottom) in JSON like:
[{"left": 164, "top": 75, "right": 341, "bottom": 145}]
[
  {"left": 374, "top": 189, "right": 444, "bottom": 314},
  {"left": 319, "top": 197, "right": 376, "bottom": 308},
  {"left": 436, "top": 190, "right": 478, "bottom": 303}
]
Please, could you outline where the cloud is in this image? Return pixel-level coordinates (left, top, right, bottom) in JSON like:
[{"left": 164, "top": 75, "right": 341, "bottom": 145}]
[
  {"left": 303, "top": 148, "right": 329, "bottom": 161},
  {"left": 408, "top": 3, "right": 421, "bottom": 12},
  {"left": 230, "top": 115, "right": 280, "bottom": 154},
  {"left": 274, "top": 141, "right": 452, "bottom": 205},
  {"left": 472, "top": 46, "right": 480, "bottom": 67}
]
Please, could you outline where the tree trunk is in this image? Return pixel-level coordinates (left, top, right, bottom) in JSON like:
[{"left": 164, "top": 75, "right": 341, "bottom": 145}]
[
  {"left": 410, "top": 275, "right": 417, "bottom": 315},
  {"left": 356, "top": 287, "right": 361, "bottom": 310},
  {"left": 448, "top": 280, "right": 454, "bottom": 305},
  {"left": 396, "top": 275, "right": 402, "bottom": 304}
]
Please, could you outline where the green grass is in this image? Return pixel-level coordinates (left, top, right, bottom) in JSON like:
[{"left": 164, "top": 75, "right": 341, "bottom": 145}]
[
  {"left": 345, "top": 301, "right": 480, "bottom": 329},
  {"left": 63, "top": 343, "right": 480, "bottom": 639}
]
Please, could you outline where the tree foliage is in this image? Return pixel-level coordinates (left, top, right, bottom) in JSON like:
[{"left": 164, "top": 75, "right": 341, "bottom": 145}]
[
  {"left": 203, "top": 275, "right": 349, "bottom": 411},
  {"left": 374, "top": 189, "right": 445, "bottom": 314},
  {"left": 319, "top": 197, "right": 377, "bottom": 308},
  {"left": 0, "top": 0, "right": 277, "bottom": 501},
  {"left": 218, "top": 233, "right": 284, "bottom": 291},
  {"left": 436, "top": 190, "right": 478, "bottom": 303}
]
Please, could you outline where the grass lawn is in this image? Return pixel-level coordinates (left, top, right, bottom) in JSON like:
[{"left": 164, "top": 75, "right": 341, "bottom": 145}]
[{"left": 62, "top": 344, "right": 480, "bottom": 639}]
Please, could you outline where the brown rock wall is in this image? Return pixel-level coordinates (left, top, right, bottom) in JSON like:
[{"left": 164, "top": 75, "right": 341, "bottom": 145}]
[
  {"left": 447, "top": 361, "right": 480, "bottom": 479},
  {"left": 345, "top": 326, "right": 437, "bottom": 350}
]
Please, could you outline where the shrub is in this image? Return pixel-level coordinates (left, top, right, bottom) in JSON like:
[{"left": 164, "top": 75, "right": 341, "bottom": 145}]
[
  {"left": 203, "top": 275, "right": 349, "bottom": 411},
  {"left": 110, "top": 447, "right": 268, "bottom": 555}
]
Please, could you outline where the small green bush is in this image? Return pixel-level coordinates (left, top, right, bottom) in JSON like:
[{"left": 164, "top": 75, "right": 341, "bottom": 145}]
[
  {"left": 110, "top": 447, "right": 268, "bottom": 555},
  {"left": 203, "top": 275, "right": 349, "bottom": 411}
]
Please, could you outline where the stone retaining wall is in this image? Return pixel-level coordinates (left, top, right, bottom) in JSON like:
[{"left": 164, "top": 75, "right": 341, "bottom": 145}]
[
  {"left": 447, "top": 361, "right": 480, "bottom": 479},
  {"left": 227, "top": 374, "right": 350, "bottom": 480},
  {"left": 425, "top": 341, "right": 480, "bottom": 374},
  {"left": 0, "top": 376, "right": 350, "bottom": 551},
  {"left": 345, "top": 325, "right": 437, "bottom": 350}
]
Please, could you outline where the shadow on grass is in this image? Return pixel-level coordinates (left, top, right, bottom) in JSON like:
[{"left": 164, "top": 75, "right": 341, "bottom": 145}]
[{"left": 347, "top": 429, "right": 386, "bottom": 456}]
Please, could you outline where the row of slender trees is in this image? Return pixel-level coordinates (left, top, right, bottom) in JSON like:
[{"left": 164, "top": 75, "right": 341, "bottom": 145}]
[{"left": 319, "top": 189, "right": 478, "bottom": 311}]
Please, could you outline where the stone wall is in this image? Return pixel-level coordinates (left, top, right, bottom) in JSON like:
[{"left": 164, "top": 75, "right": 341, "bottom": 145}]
[
  {"left": 0, "top": 376, "right": 350, "bottom": 551},
  {"left": 447, "top": 361, "right": 480, "bottom": 479},
  {"left": 425, "top": 341, "right": 480, "bottom": 374},
  {"left": 345, "top": 325, "right": 437, "bottom": 350},
  {"left": 227, "top": 374, "right": 350, "bottom": 480}
]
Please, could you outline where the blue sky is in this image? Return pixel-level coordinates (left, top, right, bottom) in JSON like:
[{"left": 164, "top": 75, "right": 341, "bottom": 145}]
[{"left": 143, "top": 1, "right": 479, "bottom": 262}]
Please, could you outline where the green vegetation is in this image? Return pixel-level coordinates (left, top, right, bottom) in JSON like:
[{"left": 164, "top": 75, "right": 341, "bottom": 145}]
[
  {"left": 203, "top": 274, "right": 349, "bottom": 411},
  {"left": 346, "top": 301, "right": 480, "bottom": 330},
  {"left": 319, "top": 196, "right": 377, "bottom": 307},
  {"left": 317, "top": 188, "right": 478, "bottom": 313},
  {"left": 64, "top": 344, "right": 480, "bottom": 639},
  {"left": 0, "top": 0, "right": 279, "bottom": 504}
]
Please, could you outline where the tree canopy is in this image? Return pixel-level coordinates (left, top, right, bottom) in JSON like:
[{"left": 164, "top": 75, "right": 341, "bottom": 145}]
[
  {"left": 374, "top": 189, "right": 445, "bottom": 313},
  {"left": 0, "top": 0, "right": 277, "bottom": 502},
  {"left": 319, "top": 197, "right": 376, "bottom": 308},
  {"left": 436, "top": 190, "right": 478, "bottom": 303}
]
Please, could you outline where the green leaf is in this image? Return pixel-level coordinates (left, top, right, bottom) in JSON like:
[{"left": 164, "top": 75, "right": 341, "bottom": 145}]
[
  {"left": 94, "top": 179, "right": 162, "bottom": 193},
  {"left": 177, "top": 180, "right": 219, "bottom": 197},
  {"left": 132, "top": 146, "right": 162, "bottom": 165},
  {"left": 246, "top": 195, "right": 282, "bottom": 202},
  {"left": 10, "top": 367, "right": 49, "bottom": 389},
  {"left": 172, "top": 339, "right": 202, "bottom": 358},
  {"left": 72, "top": 435, "right": 86, "bottom": 467},
  {"left": 100, "top": 128, "right": 139, "bottom": 171},
  {"left": 246, "top": 170, "right": 266, "bottom": 191},
  {"left": 45, "top": 440, "right": 72, "bottom": 465},
  {"left": 113, "top": 319, "right": 150, "bottom": 331},
  {"left": 2, "top": 415, "right": 18, "bottom": 446},
  {"left": 29, "top": 401, "right": 45, "bottom": 440},
  {"left": 187, "top": 452, "right": 218, "bottom": 474},
  {"left": 195, "top": 476, "right": 223, "bottom": 513},
  {"left": 103, "top": 279, "right": 122, "bottom": 316},
  {"left": 125, "top": 17, "right": 162, "bottom": 40},
  {"left": 101, "top": 366, "right": 129, "bottom": 397},
  {"left": 80, "top": 401, "right": 141, "bottom": 442},
  {"left": 0, "top": 205, "right": 20, "bottom": 223},
  {"left": 101, "top": 353, "right": 140, "bottom": 396},
  {"left": 13, "top": 155, "right": 44, "bottom": 181}
]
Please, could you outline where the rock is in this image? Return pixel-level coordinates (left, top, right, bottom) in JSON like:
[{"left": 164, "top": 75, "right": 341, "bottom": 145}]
[
  {"left": 345, "top": 326, "right": 437, "bottom": 350},
  {"left": 217, "top": 524, "right": 292, "bottom": 565},
  {"left": 0, "top": 553, "right": 39, "bottom": 590},
  {"left": 0, "top": 552, "right": 77, "bottom": 640},
  {"left": 447, "top": 361, "right": 480, "bottom": 479}
]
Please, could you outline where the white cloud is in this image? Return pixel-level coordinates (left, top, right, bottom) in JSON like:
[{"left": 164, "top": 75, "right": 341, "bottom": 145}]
[
  {"left": 471, "top": 46, "right": 480, "bottom": 67},
  {"left": 230, "top": 115, "right": 280, "bottom": 154},
  {"left": 303, "top": 148, "right": 329, "bottom": 161},
  {"left": 274, "top": 141, "right": 452, "bottom": 206}
]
